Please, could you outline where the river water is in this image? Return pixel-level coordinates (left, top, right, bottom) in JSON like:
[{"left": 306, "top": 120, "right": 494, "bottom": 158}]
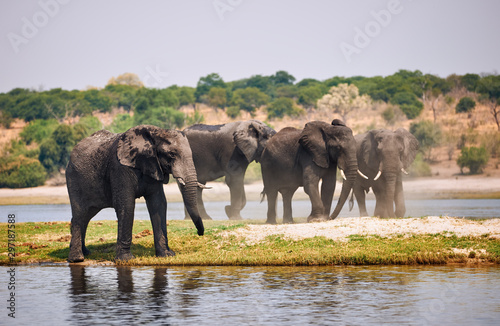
[
  {"left": 1, "top": 265, "right": 499, "bottom": 325},
  {"left": 2, "top": 198, "right": 500, "bottom": 222}
]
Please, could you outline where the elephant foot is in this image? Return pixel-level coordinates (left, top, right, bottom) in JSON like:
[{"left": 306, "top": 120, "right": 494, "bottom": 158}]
[
  {"left": 115, "top": 251, "right": 135, "bottom": 262},
  {"left": 82, "top": 246, "right": 91, "bottom": 256},
  {"left": 225, "top": 206, "right": 242, "bottom": 220},
  {"left": 265, "top": 218, "right": 277, "bottom": 225},
  {"left": 283, "top": 218, "right": 294, "bottom": 224},
  {"left": 68, "top": 251, "right": 84, "bottom": 263},
  {"left": 307, "top": 214, "right": 328, "bottom": 223},
  {"left": 157, "top": 249, "right": 176, "bottom": 257}
]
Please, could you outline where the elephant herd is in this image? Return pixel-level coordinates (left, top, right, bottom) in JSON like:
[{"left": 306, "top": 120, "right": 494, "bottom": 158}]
[{"left": 66, "top": 119, "right": 418, "bottom": 262}]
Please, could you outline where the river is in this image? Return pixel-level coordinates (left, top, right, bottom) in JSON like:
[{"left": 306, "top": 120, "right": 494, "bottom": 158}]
[
  {"left": 2, "top": 198, "right": 500, "bottom": 222},
  {"left": 1, "top": 265, "right": 499, "bottom": 325}
]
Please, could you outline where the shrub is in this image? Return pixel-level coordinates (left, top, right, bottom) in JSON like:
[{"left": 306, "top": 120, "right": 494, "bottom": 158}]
[
  {"left": 134, "top": 106, "right": 184, "bottom": 130},
  {"left": 457, "top": 146, "right": 489, "bottom": 174},
  {"left": 410, "top": 120, "right": 442, "bottom": 160},
  {"left": 391, "top": 91, "right": 423, "bottom": 119},
  {"left": 20, "top": 119, "right": 59, "bottom": 145},
  {"left": 409, "top": 152, "right": 432, "bottom": 177},
  {"left": 455, "top": 97, "right": 476, "bottom": 113},
  {"left": 108, "top": 114, "right": 134, "bottom": 133},
  {"left": 267, "top": 97, "right": 304, "bottom": 119},
  {"left": 0, "top": 155, "right": 46, "bottom": 188}
]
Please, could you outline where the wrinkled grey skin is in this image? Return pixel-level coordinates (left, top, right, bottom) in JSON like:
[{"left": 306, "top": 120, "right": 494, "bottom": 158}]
[
  {"left": 66, "top": 125, "right": 204, "bottom": 263},
  {"left": 260, "top": 120, "right": 358, "bottom": 224},
  {"left": 183, "top": 120, "right": 276, "bottom": 220},
  {"left": 352, "top": 128, "right": 419, "bottom": 218}
]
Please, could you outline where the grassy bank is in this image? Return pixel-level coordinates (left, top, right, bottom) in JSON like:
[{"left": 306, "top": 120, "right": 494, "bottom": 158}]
[{"left": 1, "top": 219, "right": 499, "bottom": 266}]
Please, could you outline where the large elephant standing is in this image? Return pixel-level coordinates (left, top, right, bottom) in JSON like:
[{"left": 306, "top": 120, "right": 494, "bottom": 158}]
[
  {"left": 260, "top": 120, "right": 359, "bottom": 224},
  {"left": 66, "top": 125, "right": 204, "bottom": 262},
  {"left": 352, "top": 128, "right": 419, "bottom": 218},
  {"left": 183, "top": 120, "right": 276, "bottom": 220}
]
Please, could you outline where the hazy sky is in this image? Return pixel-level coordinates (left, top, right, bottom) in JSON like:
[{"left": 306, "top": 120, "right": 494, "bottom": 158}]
[{"left": 1, "top": 0, "right": 499, "bottom": 92}]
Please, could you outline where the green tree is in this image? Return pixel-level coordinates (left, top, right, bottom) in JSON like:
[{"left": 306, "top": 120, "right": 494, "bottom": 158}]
[
  {"left": 457, "top": 146, "right": 489, "bottom": 174},
  {"left": 0, "top": 155, "right": 46, "bottom": 188},
  {"left": 20, "top": 119, "right": 59, "bottom": 145},
  {"left": 391, "top": 91, "right": 424, "bottom": 119},
  {"left": 476, "top": 75, "right": 500, "bottom": 131},
  {"left": 231, "top": 87, "right": 269, "bottom": 114},
  {"left": 267, "top": 97, "right": 304, "bottom": 119},
  {"left": 455, "top": 97, "right": 476, "bottom": 113},
  {"left": 195, "top": 73, "right": 226, "bottom": 102},
  {"left": 270, "top": 70, "right": 296, "bottom": 86},
  {"left": 410, "top": 120, "right": 442, "bottom": 161},
  {"left": 134, "top": 106, "right": 184, "bottom": 130},
  {"left": 107, "top": 114, "right": 134, "bottom": 133},
  {"left": 461, "top": 74, "right": 481, "bottom": 92},
  {"left": 206, "top": 87, "right": 227, "bottom": 110},
  {"left": 83, "top": 89, "right": 112, "bottom": 112},
  {"left": 298, "top": 85, "right": 324, "bottom": 109},
  {"left": 175, "top": 86, "right": 196, "bottom": 107}
]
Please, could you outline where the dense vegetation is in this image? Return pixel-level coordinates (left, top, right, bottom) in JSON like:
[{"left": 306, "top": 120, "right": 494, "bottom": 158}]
[{"left": 1, "top": 70, "right": 500, "bottom": 187}]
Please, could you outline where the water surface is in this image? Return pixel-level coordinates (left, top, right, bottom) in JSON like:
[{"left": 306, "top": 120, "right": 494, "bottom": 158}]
[{"left": 2, "top": 265, "right": 499, "bottom": 325}]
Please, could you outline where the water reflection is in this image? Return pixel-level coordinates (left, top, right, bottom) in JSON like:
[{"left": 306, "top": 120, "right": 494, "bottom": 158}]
[{"left": 4, "top": 265, "right": 499, "bottom": 325}]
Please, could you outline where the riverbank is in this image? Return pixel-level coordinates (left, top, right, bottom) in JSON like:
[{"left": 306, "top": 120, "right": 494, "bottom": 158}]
[
  {"left": 1, "top": 175, "right": 500, "bottom": 206},
  {"left": 1, "top": 217, "right": 499, "bottom": 266}
]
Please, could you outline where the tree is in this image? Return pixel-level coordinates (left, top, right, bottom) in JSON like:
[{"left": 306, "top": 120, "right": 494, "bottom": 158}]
[
  {"left": 316, "top": 83, "right": 371, "bottom": 123},
  {"left": 195, "top": 73, "right": 226, "bottom": 102},
  {"left": 476, "top": 75, "right": 500, "bottom": 131},
  {"left": 231, "top": 87, "right": 269, "bottom": 114},
  {"left": 107, "top": 73, "right": 144, "bottom": 88},
  {"left": 461, "top": 74, "right": 481, "bottom": 92},
  {"left": 206, "top": 87, "right": 227, "bottom": 110},
  {"left": 267, "top": 97, "right": 304, "bottom": 119},
  {"left": 457, "top": 146, "right": 489, "bottom": 174},
  {"left": 270, "top": 70, "right": 296, "bottom": 86},
  {"left": 410, "top": 120, "right": 442, "bottom": 161},
  {"left": 391, "top": 91, "right": 423, "bottom": 119},
  {"left": 455, "top": 97, "right": 476, "bottom": 113},
  {"left": 134, "top": 106, "right": 184, "bottom": 130},
  {"left": 298, "top": 85, "right": 324, "bottom": 109},
  {"left": 175, "top": 86, "right": 196, "bottom": 107}
]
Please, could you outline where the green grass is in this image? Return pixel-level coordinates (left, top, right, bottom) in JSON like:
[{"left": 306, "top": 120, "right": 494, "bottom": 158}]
[{"left": 1, "top": 219, "right": 499, "bottom": 266}]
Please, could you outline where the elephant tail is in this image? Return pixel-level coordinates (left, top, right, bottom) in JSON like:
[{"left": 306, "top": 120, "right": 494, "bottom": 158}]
[
  {"left": 260, "top": 189, "right": 266, "bottom": 203},
  {"left": 349, "top": 190, "right": 354, "bottom": 212}
]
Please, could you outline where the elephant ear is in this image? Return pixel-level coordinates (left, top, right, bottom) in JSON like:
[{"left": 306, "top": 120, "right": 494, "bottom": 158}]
[
  {"left": 299, "top": 121, "right": 329, "bottom": 169},
  {"left": 117, "top": 126, "right": 164, "bottom": 181},
  {"left": 395, "top": 128, "right": 419, "bottom": 169},
  {"left": 234, "top": 122, "right": 259, "bottom": 162},
  {"left": 360, "top": 130, "right": 379, "bottom": 167}
]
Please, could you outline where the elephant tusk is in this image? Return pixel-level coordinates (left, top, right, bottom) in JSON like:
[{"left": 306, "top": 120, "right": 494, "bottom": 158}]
[
  {"left": 401, "top": 168, "right": 409, "bottom": 175},
  {"left": 374, "top": 170, "right": 382, "bottom": 181},
  {"left": 357, "top": 169, "right": 369, "bottom": 180},
  {"left": 198, "top": 182, "right": 212, "bottom": 189},
  {"left": 177, "top": 178, "right": 186, "bottom": 186},
  {"left": 340, "top": 169, "right": 346, "bottom": 181}
]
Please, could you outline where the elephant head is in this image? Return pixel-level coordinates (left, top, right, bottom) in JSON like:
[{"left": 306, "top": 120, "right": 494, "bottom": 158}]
[
  {"left": 359, "top": 128, "right": 419, "bottom": 217},
  {"left": 299, "top": 120, "right": 358, "bottom": 219},
  {"left": 233, "top": 120, "right": 276, "bottom": 163},
  {"left": 116, "top": 125, "right": 204, "bottom": 234}
]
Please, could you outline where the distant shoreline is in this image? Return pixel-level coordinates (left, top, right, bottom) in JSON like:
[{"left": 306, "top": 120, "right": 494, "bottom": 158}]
[{"left": 1, "top": 175, "right": 500, "bottom": 206}]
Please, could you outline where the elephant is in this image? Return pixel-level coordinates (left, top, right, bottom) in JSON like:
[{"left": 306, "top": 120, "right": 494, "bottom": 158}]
[
  {"left": 182, "top": 120, "right": 276, "bottom": 220},
  {"left": 351, "top": 128, "right": 419, "bottom": 218},
  {"left": 260, "top": 119, "right": 359, "bottom": 224},
  {"left": 66, "top": 125, "right": 204, "bottom": 263}
]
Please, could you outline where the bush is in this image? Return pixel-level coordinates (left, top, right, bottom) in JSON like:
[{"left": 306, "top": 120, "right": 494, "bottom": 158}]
[
  {"left": 457, "top": 146, "right": 489, "bottom": 174},
  {"left": 455, "top": 97, "right": 476, "bottom": 113},
  {"left": 391, "top": 91, "right": 423, "bottom": 119},
  {"left": 409, "top": 152, "right": 432, "bottom": 177},
  {"left": 134, "top": 106, "right": 184, "bottom": 130},
  {"left": 267, "top": 97, "right": 304, "bottom": 119},
  {"left": 0, "top": 155, "right": 46, "bottom": 188},
  {"left": 108, "top": 114, "right": 134, "bottom": 133},
  {"left": 20, "top": 119, "right": 59, "bottom": 145},
  {"left": 410, "top": 120, "right": 442, "bottom": 160}
]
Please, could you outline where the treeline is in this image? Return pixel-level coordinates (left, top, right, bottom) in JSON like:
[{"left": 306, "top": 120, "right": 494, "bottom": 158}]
[{"left": 1, "top": 70, "right": 500, "bottom": 188}]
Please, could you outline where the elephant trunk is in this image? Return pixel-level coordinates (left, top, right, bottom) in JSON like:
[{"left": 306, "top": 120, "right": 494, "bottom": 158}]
[
  {"left": 330, "top": 158, "right": 357, "bottom": 220},
  {"left": 178, "top": 172, "right": 204, "bottom": 235},
  {"left": 383, "top": 172, "right": 397, "bottom": 218}
]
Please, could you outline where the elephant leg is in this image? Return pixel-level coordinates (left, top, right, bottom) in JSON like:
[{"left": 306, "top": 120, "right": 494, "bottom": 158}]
[
  {"left": 372, "top": 184, "right": 388, "bottom": 218},
  {"left": 145, "top": 190, "right": 175, "bottom": 257},
  {"left": 68, "top": 205, "right": 100, "bottom": 263},
  {"left": 282, "top": 187, "right": 297, "bottom": 224},
  {"left": 320, "top": 173, "right": 336, "bottom": 217},
  {"left": 353, "top": 185, "right": 369, "bottom": 217},
  {"left": 265, "top": 189, "right": 278, "bottom": 224},
  {"left": 394, "top": 176, "right": 406, "bottom": 218},
  {"left": 303, "top": 172, "right": 326, "bottom": 222},
  {"left": 225, "top": 173, "right": 246, "bottom": 220},
  {"left": 114, "top": 199, "right": 136, "bottom": 261}
]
